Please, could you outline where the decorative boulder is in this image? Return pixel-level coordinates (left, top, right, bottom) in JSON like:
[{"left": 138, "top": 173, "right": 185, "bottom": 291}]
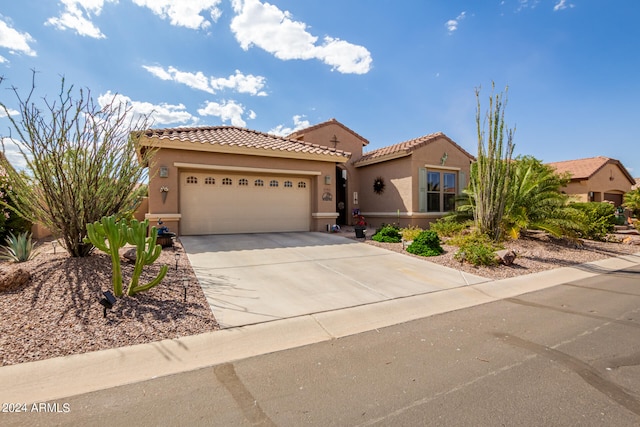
[
  {"left": 0, "top": 268, "right": 31, "bottom": 292},
  {"left": 495, "top": 249, "right": 517, "bottom": 266},
  {"left": 123, "top": 248, "right": 137, "bottom": 262},
  {"left": 622, "top": 237, "right": 640, "bottom": 246}
]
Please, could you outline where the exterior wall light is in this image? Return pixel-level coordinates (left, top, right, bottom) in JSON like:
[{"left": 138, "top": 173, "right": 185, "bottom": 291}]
[{"left": 182, "top": 276, "right": 189, "bottom": 302}]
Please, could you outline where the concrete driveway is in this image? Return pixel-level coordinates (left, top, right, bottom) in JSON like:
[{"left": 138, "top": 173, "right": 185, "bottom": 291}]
[{"left": 181, "top": 232, "right": 489, "bottom": 328}]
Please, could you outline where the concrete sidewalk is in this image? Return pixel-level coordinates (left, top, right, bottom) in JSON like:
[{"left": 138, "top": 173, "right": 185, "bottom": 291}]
[{"left": 1, "top": 251, "right": 639, "bottom": 405}]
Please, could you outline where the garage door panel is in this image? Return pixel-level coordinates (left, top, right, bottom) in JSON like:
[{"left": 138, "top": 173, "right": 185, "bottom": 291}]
[{"left": 180, "top": 172, "right": 310, "bottom": 235}]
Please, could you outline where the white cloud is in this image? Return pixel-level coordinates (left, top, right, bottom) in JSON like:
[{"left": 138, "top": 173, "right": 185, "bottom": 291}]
[
  {"left": 230, "top": 0, "right": 372, "bottom": 74},
  {"left": 0, "top": 107, "right": 19, "bottom": 118},
  {"left": 1, "top": 137, "right": 28, "bottom": 170},
  {"left": 46, "top": 0, "right": 117, "bottom": 39},
  {"left": 553, "top": 0, "right": 574, "bottom": 11},
  {"left": 197, "top": 100, "right": 250, "bottom": 127},
  {"left": 143, "top": 65, "right": 267, "bottom": 96},
  {"left": 131, "top": 0, "right": 223, "bottom": 30},
  {"left": 0, "top": 18, "right": 37, "bottom": 56},
  {"left": 98, "top": 91, "right": 198, "bottom": 126},
  {"left": 446, "top": 11, "right": 466, "bottom": 34},
  {"left": 269, "top": 115, "right": 310, "bottom": 136}
]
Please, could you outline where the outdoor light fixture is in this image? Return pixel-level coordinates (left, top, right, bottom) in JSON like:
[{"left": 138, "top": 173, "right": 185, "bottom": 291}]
[
  {"left": 175, "top": 253, "right": 180, "bottom": 271},
  {"left": 458, "top": 251, "right": 466, "bottom": 266},
  {"left": 98, "top": 291, "right": 116, "bottom": 318},
  {"left": 51, "top": 241, "right": 57, "bottom": 254},
  {"left": 182, "top": 277, "right": 189, "bottom": 302}
]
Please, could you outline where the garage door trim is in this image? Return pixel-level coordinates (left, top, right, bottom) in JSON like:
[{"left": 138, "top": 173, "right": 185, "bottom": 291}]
[{"left": 174, "top": 162, "right": 321, "bottom": 176}]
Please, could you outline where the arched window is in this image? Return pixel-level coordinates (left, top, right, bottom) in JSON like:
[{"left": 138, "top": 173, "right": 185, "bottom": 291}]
[
  {"left": 269, "top": 180, "right": 279, "bottom": 187},
  {"left": 255, "top": 179, "right": 264, "bottom": 187},
  {"left": 297, "top": 181, "right": 306, "bottom": 189},
  {"left": 239, "top": 178, "right": 249, "bottom": 186},
  {"left": 204, "top": 177, "right": 215, "bottom": 185},
  {"left": 284, "top": 180, "right": 293, "bottom": 188},
  {"left": 222, "top": 178, "right": 232, "bottom": 185},
  {"left": 186, "top": 176, "right": 198, "bottom": 184}
]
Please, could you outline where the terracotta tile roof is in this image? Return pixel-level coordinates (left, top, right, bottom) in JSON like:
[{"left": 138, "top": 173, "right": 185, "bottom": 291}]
[
  {"left": 141, "top": 126, "right": 351, "bottom": 158},
  {"left": 633, "top": 177, "right": 640, "bottom": 190},
  {"left": 547, "top": 156, "right": 636, "bottom": 185},
  {"left": 354, "top": 132, "right": 475, "bottom": 166},
  {"left": 287, "top": 118, "right": 369, "bottom": 146}
]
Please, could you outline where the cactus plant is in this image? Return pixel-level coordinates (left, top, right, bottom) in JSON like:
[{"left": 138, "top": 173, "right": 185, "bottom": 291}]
[
  {"left": 124, "top": 219, "right": 168, "bottom": 296},
  {"left": 85, "top": 216, "right": 127, "bottom": 296}
]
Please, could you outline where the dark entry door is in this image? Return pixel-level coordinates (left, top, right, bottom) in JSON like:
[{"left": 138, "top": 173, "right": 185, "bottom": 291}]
[{"left": 336, "top": 166, "right": 347, "bottom": 225}]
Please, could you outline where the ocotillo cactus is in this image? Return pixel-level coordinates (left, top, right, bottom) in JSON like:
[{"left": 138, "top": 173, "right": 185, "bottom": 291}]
[
  {"left": 124, "top": 219, "right": 168, "bottom": 296},
  {"left": 84, "top": 216, "right": 127, "bottom": 296}
]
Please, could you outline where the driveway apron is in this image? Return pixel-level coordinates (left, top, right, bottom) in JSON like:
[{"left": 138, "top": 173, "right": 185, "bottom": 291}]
[{"left": 181, "top": 232, "right": 488, "bottom": 328}]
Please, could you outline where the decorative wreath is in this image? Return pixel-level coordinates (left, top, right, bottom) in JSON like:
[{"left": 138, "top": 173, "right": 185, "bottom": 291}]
[{"left": 373, "top": 176, "right": 385, "bottom": 195}]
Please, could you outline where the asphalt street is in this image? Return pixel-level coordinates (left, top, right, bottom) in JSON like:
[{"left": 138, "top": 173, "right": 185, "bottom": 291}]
[{"left": 4, "top": 265, "right": 640, "bottom": 426}]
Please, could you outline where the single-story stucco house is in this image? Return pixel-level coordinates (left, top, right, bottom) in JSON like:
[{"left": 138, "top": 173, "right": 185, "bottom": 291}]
[
  {"left": 547, "top": 156, "right": 635, "bottom": 206},
  {"left": 135, "top": 119, "right": 475, "bottom": 235}
]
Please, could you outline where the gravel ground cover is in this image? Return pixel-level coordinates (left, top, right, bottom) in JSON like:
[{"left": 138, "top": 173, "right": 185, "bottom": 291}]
[{"left": 1, "top": 231, "right": 638, "bottom": 367}]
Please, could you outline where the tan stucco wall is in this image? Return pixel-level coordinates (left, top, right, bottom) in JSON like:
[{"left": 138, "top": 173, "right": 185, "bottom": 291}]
[
  {"left": 145, "top": 147, "right": 340, "bottom": 234},
  {"left": 292, "top": 122, "right": 366, "bottom": 225},
  {"left": 562, "top": 165, "right": 633, "bottom": 205},
  {"left": 357, "top": 136, "right": 473, "bottom": 230}
]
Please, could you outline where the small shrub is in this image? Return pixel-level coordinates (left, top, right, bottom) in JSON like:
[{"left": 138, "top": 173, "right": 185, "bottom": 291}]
[
  {"left": 0, "top": 231, "right": 38, "bottom": 263},
  {"left": 429, "top": 217, "right": 469, "bottom": 238},
  {"left": 372, "top": 224, "right": 402, "bottom": 243},
  {"left": 406, "top": 230, "right": 444, "bottom": 257},
  {"left": 570, "top": 202, "right": 615, "bottom": 241},
  {"left": 400, "top": 225, "right": 423, "bottom": 241},
  {"left": 452, "top": 232, "right": 503, "bottom": 266}
]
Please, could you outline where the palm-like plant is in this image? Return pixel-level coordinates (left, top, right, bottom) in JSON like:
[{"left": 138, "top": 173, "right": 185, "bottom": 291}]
[
  {"left": 502, "top": 156, "right": 580, "bottom": 239},
  {"left": 623, "top": 189, "right": 640, "bottom": 217}
]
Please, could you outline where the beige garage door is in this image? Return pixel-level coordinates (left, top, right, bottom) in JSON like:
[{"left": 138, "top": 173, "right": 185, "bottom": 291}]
[{"left": 180, "top": 172, "right": 311, "bottom": 235}]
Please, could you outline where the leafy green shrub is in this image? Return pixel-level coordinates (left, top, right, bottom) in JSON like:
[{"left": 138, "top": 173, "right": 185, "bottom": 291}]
[
  {"left": 0, "top": 166, "right": 32, "bottom": 242},
  {"left": 372, "top": 224, "right": 402, "bottom": 243},
  {"left": 452, "top": 232, "right": 503, "bottom": 266},
  {"left": 400, "top": 225, "right": 423, "bottom": 241},
  {"left": 406, "top": 230, "right": 444, "bottom": 257},
  {"left": 0, "top": 231, "right": 38, "bottom": 263},
  {"left": 429, "top": 217, "right": 469, "bottom": 238},
  {"left": 570, "top": 202, "right": 615, "bottom": 241}
]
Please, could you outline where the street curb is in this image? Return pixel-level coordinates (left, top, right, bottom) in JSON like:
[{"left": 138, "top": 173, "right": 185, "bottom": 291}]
[{"left": 2, "top": 252, "right": 638, "bottom": 405}]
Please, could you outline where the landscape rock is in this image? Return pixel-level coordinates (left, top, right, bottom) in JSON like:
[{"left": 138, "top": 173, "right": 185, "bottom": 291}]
[
  {"left": 622, "top": 236, "right": 640, "bottom": 246},
  {"left": 123, "top": 248, "right": 137, "bottom": 262},
  {"left": 495, "top": 249, "right": 517, "bottom": 266},
  {"left": 0, "top": 268, "right": 31, "bottom": 292}
]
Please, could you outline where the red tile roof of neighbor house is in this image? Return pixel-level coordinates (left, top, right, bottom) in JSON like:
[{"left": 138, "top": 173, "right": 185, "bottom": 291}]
[
  {"left": 141, "top": 126, "right": 351, "bottom": 158},
  {"left": 354, "top": 132, "right": 475, "bottom": 166},
  {"left": 547, "top": 156, "right": 636, "bottom": 185},
  {"left": 287, "top": 118, "right": 370, "bottom": 146}
]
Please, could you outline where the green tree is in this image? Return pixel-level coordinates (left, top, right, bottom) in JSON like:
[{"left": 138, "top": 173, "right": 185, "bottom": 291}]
[
  {"left": 0, "top": 74, "right": 154, "bottom": 257},
  {"left": 623, "top": 188, "right": 640, "bottom": 217},
  {"left": 502, "top": 156, "right": 579, "bottom": 239},
  {"left": 467, "top": 83, "right": 516, "bottom": 241}
]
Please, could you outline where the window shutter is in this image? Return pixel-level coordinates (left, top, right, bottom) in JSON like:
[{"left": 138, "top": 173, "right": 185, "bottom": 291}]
[
  {"left": 419, "top": 167, "right": 427, "bottom": 212},
  {"left": 458, "top": 171, "right": 466, "bottom": 194}
]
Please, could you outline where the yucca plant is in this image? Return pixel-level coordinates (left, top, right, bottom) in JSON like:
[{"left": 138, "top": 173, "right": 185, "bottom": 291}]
[{"left": 0, "top": 231, "right": 38, "bottom": 263}]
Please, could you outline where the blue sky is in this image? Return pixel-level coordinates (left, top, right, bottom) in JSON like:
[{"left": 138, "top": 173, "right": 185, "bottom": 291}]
[{"left": 1, "top": 0, "right": 638, "bottom": 177}]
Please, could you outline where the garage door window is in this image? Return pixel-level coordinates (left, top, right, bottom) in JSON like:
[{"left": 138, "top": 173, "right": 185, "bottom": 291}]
[
  {"left": 284, "top": 180, "right": 293, "bottom": 188},
  {"left": 239, "top": 178, "right": 248, "bottom": 186},
  {"left": 204, "top": 177, "right": 215, "bottom": 185},
  {"left": 222, "top": 178, "right": 232, "bottom": 185},
  {"left": 255, "top": 179, "right": 264, "bottom": 187},
  {"left": 186, "top": 176, "right": 197, "bottom": 184},
  {"left": 270, "top": 180, "right": 279, "bottom": 187},
  {"left": 298, "top": 181, "right": 306, "bottom": 188}
]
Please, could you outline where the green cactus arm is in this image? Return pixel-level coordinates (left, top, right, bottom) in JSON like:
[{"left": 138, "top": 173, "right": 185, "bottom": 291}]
[
  {"left": 84, "top": 222, "right": 110, "bottom": 252},
  {"left": 127, "top": 264, "right": 168, "bottom": 296}
]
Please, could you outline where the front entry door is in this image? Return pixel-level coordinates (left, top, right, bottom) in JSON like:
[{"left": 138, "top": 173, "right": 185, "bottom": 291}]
[{"left": 336, "top": 166, "right": 347, "bottom": 225}]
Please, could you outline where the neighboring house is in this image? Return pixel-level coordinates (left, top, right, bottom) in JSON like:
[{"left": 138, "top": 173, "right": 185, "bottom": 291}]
[
  {"left": 633, "top": 178, "right": 640, "bottom": 190},
  {"left": 547, "top": 156, "right": 635, "bottom": 206},
  {"left": 135, "top": 119, "right": 474, "bottom": 235}
]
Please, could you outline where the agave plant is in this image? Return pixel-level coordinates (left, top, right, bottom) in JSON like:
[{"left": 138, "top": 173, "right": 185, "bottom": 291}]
[{"left": 0, "top": 231, "right": 38, "bottom": 263}]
